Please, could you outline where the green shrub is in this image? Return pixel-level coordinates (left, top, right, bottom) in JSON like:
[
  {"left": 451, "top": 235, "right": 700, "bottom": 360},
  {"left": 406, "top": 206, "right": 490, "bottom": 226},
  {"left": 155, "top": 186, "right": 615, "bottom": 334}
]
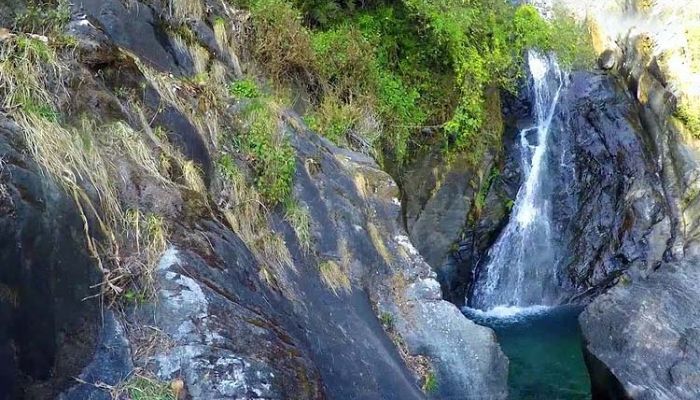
[
  {"left": 548, "top": 5, "right": 596, "bottom": 69},
  {"left": 250, "top": 0, "right": 316, "bottom": 82},
  {"left": 304, "top": 95, "right": 360, "bottom": 144},
  {"left": 284, "top": 199, "right": 312, "bottom": 252},
  {"left": 311, "top": 25, "right": 376, "bottom": 98},
  {"left": 243, "top": 101, "right": 297, "bottom": 205},
  {"left": 243, "top": 0, "right": 589, "bottom": 167},
  {"left": 229, "top": 78, "right": 261, "bottom": 99},
  {"left": 676, "top": 102, "right": 700, "bottom": 138},
  {"left": 423, "top": 371, "right": 438, "bottom": 393},
  {"left": 14, "top": 0, "right": 71, "bottom": 36}
]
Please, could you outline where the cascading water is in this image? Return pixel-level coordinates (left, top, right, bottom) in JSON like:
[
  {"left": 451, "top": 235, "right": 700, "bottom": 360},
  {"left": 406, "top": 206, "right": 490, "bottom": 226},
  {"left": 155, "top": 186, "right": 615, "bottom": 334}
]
[{"left": 470, "top": 51, "right": 564, "bottom": 311}]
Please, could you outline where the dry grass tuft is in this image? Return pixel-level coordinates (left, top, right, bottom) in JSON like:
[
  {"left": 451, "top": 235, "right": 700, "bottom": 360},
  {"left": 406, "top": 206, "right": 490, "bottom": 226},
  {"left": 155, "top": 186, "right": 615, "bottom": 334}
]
[
  {"left": 368, "top": 222, "right": 393, "bottom": 265},
  {"left": 284, "top": 199, "right": 312, "bottom": 253},
  {"left": 319, "top": 260, "right": 351, "bottom": 295},
  {"left": 0, "top": 37, "right": 177, "bottom": 301},
  {"left": 219, "top": 159, "right": 294, "bottom": 285},
  {"left": 169, "top": 0, "right": 204, "bottom": 23}
]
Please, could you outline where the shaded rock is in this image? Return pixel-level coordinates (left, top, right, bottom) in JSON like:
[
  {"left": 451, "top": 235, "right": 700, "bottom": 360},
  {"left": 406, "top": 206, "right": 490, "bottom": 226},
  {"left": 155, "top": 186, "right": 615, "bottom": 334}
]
[
  {"left": 403, "top": 280, "right": 508, "bottom": 399},
  {"left": 59, "top": 312, "right": 133, "bottom": 400},
  {"left": 580, "top": 258, "right": 700, "bottom": 400},
  {"left": 598, "top": 49, "right": 617, "bottom": 70},
  {"left": 0, "top": 117, "right": 103, "bottom": 399},
  {"left": 556, "top": 71, "right": 670, "bottom": 297},
  {"left": 73, "top": 0, "right": 194, "bottom": 75}
]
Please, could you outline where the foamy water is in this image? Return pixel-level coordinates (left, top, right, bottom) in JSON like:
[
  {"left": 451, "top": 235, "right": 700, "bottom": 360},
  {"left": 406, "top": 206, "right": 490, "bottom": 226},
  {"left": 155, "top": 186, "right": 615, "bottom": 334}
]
[{"left": 463, "top": 305, "right": 552, "bottom": 323}]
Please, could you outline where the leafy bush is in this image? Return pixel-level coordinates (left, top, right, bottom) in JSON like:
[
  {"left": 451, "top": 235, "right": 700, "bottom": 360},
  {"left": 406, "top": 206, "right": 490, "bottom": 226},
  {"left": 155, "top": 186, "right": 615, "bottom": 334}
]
[
  {"left": 249, "top": 0, "right": 316, "bottom": 83},
  {"left": 245, "top": 0, "right": 591, "bottom": 167},
  {"left": 311, "top": 25, "right": 375, "bottom": 98},
  {"left": 242, "top": 101, "right": 297, "bottom": 205},
  {"left": 423, "top": 371, "right": 438, "bottom": 393},
  {"left": 229, "top": 78, "right": 261, "bottom": 99},
  {"left": 14, "top": 0, "right": 70, "bottom": 36}
]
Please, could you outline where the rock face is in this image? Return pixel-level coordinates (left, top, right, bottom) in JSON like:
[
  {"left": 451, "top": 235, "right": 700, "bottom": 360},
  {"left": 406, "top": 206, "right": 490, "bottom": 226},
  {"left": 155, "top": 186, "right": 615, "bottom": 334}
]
[
  {"left": 580, "top": 258, "right": 700, "bottom": 400},
  {"left": 554, "top": 71, "right": 671, "bottom": 298},
  {"left": 0, "top": 119, "right": 108, "bottom": 399}
]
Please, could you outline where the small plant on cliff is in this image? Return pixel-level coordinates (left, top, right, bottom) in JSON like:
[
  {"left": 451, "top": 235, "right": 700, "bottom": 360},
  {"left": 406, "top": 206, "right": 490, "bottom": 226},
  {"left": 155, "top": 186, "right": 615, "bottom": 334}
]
[
  {"left": 423, "top": 371, "right": 438, "bottom": 393},
  {"left": 284, "top": 199, "right": 313, "bottom": 253},
  {"left": 319, "top": 260, "right": 351, "bottom": 295},
  {"left": 14, "top": 0, "right": 71, "bottom": 36},
  {"left": 121, "top": 374, "right": 177, "bottom": 400},
  {"left": 242, "top": 101, "right": 297, "bottom": 205},
  {"left": 675, "top": 102, "right": 700, "bottom": 139},
  {"left": 229, "top": 78, "right": 261, "bottom": 99},
  {"left": 380, "top": 312, "right": 394, "bottom": 330}
]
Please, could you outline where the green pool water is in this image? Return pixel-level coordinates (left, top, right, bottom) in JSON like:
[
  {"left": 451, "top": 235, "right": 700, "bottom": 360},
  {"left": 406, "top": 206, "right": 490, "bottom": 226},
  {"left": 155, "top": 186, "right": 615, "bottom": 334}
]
[{"left": 463, "top": 305, "right": 591, "bottom": 400}]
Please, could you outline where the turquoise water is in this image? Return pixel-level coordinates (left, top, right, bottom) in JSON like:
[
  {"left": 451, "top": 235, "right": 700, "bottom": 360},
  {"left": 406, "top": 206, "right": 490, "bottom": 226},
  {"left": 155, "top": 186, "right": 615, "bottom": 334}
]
[{"left": 464, "top": 305, "right": 591, "bottom": 400}]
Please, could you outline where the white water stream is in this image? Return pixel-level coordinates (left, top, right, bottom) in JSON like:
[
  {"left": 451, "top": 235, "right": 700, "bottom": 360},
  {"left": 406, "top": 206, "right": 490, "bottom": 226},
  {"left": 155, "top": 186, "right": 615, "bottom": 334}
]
[{"left": 470, "top": 51, "right": 564, "bottom": 312}]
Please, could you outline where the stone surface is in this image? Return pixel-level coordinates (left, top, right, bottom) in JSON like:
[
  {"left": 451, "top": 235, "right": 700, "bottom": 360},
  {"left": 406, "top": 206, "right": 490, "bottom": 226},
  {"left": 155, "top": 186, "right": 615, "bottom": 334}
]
[
  {"left": 581, "top": 258, "right": 700, "bottom": 400},
  {"left": 555, "top": 71, "right": 671, "bottom": 297},
  {"left": 0, "top": 118, "right": 103, "bottom": 399}
]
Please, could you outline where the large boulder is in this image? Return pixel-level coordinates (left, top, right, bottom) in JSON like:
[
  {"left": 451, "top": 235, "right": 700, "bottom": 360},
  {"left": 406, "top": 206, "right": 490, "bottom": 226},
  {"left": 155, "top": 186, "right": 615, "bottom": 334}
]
[{"left": 580, "top": 258, "right": 700, "bottom": 400}]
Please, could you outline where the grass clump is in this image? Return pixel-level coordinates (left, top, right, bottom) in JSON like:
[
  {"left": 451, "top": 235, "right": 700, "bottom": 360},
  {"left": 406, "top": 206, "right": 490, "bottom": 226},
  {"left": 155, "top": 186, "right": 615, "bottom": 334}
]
[
  {"left": 0, "top": 35, "right": 64, "bottom": 120},
  {"left": 284, "top": 199, "right": 313, "bottom": 253},
  {"left": 319, "top": 260, "right": 351, "bottom": 295},
  {"left": 303, "top": 95, "right": 362, "bottom": 145},
  {"left": 121, "top": 375, "right": 177, "bottom": 400},
  {"left": 217, "top": 158, "right": 295, "bottom": 288}
]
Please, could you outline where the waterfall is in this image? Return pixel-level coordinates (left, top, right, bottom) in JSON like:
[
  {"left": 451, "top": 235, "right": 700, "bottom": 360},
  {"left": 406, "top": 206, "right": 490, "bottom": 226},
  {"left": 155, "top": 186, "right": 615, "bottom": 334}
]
[{"left": 470, "top": 51, "right": 564, "bottom": 311}]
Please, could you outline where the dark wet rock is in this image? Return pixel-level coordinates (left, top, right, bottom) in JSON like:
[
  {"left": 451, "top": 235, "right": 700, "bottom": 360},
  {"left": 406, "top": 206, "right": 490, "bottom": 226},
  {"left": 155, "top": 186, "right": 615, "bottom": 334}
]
[
  {"left": 73, "top": 0, "right": 195, "bottom": 75},
  {"left": 577, "top": 25, "right": 700, "bottom": 399},
  {"left": 554, "top": 72, "right": 671, "bottom": 298},
  {"left": 598, "top": 49, "right": 617, "bottom": 70},
  {"left": 402, "top": 279, "right": 508, "bottom": 399},
  {"left": 580, "top": 257, "right": 700, "bottom": 400},
  {"left": 59, "top": 312, "right": 133, "bottom": 400},
  {"left": 400, "top": 129, "right": 517, "bottom": 308},
  {"left": 402, "top": 141, "right": 480, "bottom": 271},
  {"left": 0, "top": 118, "right": 103, "bottom": 399}
]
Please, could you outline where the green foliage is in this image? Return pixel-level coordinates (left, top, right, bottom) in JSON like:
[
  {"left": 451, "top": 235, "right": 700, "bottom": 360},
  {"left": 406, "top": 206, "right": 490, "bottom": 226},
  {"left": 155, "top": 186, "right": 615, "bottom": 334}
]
[
  {"left": 244, "top": 0, "right": 591, "bottom": 166},
  {"left": 242, "top": 101, "right": 297, "bottom": 205},
  {"left": 311, "top": 26, "right": 375, "bottom": 98},
  {"left": 0, "top": 35, "right": 62, "bottom": 121},
  {"left": 423, "top": 371, "right": 438, "bottom": 393},
  {"left": 548, "top": 6, "right": 596, "bottom": 69},
  {"left": 124, "top": 376, "right": 175, "bottom": 400},
  {"left": 216, "top": 153, "right": 238, "bottom": 181},
  {"left": 14, "top": 0, "right": 71, "bottom": 36},
  {"left": 229, "top": 78, "right": 261, "bottom": 99},
  {"left": 379, "top": 312, "right": 394, "bottom": 330},
  {"left": 675, "top": 102, "right": 700, "bottom": 138},
  {"left": 304, "top": 95, "right": 360, "bottom": 144},
  {"left": 249, "top": 0, "right": 315, "bottom": 82}
]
